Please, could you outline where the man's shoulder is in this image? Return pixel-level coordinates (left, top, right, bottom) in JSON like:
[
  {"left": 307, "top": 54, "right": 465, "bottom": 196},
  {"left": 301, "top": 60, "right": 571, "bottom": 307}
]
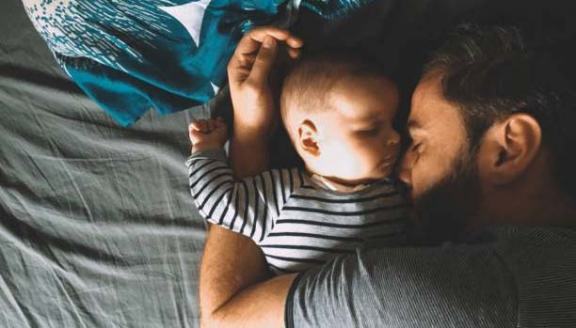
[
  {"left": 490, "top": 225, "right": 576, "bottom": 250},
  {"left": 487, "top": 225, "right": 576, "bottom": 277},
  {"left": 288, "top": 235, "right": 518, "bottom": 328},
  {"left": 489, "top": 226, "right": 576, "bottom": 327},
  {"left": 358, "top": 225, "right": 576, "bottom": 277},
  {"left": 351, "top": 226, "right": 576, "bottom": 327},
  {"left": 289, "top": 226, "right": 576, "bottom": 328}
]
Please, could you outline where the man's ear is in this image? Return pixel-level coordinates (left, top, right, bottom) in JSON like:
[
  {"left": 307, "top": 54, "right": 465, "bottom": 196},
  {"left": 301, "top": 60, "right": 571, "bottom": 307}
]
[
  {"left": 298, "top": 120, "right": 320, "bottom": 156},
  {"left": 480, "top": 113, "right": 542, "bottom": 186}
]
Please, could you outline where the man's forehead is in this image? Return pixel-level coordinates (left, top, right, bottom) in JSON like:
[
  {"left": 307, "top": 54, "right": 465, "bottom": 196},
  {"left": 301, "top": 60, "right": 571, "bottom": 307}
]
[{"left": 408, "top": 72, "right": 463, "bottom": 135}]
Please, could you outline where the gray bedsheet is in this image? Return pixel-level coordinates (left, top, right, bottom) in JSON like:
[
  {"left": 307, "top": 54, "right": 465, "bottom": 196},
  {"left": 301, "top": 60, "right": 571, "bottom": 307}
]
[{"left": 1, "top": 1, "right": 209, "bottom": 327}]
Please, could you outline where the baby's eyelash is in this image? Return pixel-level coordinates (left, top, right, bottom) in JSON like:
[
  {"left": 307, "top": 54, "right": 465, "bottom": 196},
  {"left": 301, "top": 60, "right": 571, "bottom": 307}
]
[{"left": 357, "top": 127, "right": 379, "bottom": 135}]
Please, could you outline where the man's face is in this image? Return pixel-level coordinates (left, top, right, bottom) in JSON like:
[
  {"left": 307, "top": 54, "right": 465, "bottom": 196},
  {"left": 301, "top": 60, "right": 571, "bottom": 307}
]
[{"left": 400, "top": 72, "right": 482, "bottom": 242}]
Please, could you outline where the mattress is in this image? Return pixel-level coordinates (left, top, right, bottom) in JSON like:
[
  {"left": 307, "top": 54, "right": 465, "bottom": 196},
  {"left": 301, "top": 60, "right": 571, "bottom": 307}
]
[{"left": 1, "top": 1, "right": 209, "bottom": 327}]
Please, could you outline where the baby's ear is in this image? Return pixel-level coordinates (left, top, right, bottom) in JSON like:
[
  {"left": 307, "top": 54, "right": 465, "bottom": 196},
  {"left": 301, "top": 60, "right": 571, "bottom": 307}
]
[{"left": 298, "top": 120, "right": 320, "bottom": 156}]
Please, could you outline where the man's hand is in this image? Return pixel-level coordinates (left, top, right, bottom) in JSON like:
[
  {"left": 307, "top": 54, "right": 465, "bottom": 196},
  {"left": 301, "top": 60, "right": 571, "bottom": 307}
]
[
  {"left": 199, "top": 27, "right": 304, "bottom": 328},
  {"left": 188, "top": 118, "right": 228, "bottom": 153},
  {"left": 227, "top": 26, "right": 303, "bottom": 177},
  {"left": 228, "top": 26, "right": 303, "bottom": 139}
]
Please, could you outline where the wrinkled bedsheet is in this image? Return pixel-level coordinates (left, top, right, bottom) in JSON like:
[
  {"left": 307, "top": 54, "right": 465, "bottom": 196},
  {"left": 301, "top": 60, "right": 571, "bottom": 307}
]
[{"left": 1, "top": 1, "right": 209, "bottom": 327}]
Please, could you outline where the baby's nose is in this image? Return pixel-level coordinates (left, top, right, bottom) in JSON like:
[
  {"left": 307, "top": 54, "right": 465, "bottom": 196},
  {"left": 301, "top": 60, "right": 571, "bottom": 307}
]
[
  {"left": 384, "top": 133, "right": 401, "bottom": 153},
  {"left": 388, "top": 130, "right": 401, "bottom": 144},
  {"left": 388, "top": 135, "right": 400, "bottom": 147}
]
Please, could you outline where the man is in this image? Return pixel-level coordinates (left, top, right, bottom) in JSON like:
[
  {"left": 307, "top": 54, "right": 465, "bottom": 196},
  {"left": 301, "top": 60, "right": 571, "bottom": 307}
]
[{"left": 200, "top": 24, "right": 576, "bottom": 327}]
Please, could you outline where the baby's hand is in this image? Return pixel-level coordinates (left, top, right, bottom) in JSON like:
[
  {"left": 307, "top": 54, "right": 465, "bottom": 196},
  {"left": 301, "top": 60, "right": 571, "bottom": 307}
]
[
  {"left": 228, "top": 27, "right": 303, "bottom": 139},
  {"left": 189, "top": 118, "right": 228, "bottom": 153}
]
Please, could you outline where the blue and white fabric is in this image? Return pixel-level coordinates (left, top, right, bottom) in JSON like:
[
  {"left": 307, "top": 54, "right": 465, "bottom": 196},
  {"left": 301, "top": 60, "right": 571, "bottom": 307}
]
[{"left": 22, "top": 0, "right": 375, "bottom": 126}]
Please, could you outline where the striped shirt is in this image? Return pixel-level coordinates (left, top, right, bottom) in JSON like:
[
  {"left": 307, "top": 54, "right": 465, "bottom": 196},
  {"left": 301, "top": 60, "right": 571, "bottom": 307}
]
[{"left": 186, "top": 149, "right": 411, "bottom": 274}]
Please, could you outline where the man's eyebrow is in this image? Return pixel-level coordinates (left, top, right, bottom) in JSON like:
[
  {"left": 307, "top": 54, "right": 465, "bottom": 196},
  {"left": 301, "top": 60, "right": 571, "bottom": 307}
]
[
  {"left": 407, "top": 120, "right": 421, "bottom": 131},
  {"left": 407, "top": 120, "right": 427, "bottom": 139}
]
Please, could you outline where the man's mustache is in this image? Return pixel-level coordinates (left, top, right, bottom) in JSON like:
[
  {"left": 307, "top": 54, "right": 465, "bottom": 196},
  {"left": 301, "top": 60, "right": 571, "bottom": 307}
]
[{"left": 409, "top": 152, "right": 482, "bottom": 245}]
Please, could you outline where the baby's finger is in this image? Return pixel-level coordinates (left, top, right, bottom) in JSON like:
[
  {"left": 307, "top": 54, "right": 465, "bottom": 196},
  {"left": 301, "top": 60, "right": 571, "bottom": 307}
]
[
  {"left": 189, "top": 128, "right": 205, "bottom": 142},
  {"left": 189, "top": 123, "right": 203, "bottom": 139},
  {"left": 189, "top": 121, "right": 203, "bottom": 132},
  {"left": 197, "top": 120, "right": 208, "bottom": 133}
]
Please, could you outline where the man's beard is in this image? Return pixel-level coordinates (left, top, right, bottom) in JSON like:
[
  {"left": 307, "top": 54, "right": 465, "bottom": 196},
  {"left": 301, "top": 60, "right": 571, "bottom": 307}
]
[{"left": 411, "top": 147, "right": 482, "bottom": 245}]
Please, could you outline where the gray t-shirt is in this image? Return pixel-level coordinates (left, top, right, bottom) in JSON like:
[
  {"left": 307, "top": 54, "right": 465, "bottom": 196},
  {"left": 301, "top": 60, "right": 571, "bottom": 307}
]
[{"left": 286, "top": 226, "right": 576, "bottom": 327}]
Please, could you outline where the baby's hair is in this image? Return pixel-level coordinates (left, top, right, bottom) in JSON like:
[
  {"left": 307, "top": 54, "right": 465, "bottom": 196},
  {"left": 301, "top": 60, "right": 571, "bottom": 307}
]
[{"left": 280, "top": 49, "right": 391, "bottom": 116}]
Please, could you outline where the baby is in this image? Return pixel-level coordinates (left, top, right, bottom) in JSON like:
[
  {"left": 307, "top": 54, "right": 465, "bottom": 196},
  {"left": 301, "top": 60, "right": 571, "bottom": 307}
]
[{"left": 187, "top": 51, "right": 411, "bottom": 274}]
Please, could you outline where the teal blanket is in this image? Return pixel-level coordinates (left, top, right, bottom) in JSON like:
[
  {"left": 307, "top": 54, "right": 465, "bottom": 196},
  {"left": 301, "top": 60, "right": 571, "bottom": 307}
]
[{"left": 23, "top": 0, "right": 373, "bottom": 126}]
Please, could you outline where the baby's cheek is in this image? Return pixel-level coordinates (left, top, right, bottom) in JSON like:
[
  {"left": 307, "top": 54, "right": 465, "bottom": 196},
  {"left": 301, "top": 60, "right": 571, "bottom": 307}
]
[
  {"left": 347, "top": 145, "right": 377, "bottom": 173},
  {"left": 326, "top": 143, "right": 362, "bottom": 175}
]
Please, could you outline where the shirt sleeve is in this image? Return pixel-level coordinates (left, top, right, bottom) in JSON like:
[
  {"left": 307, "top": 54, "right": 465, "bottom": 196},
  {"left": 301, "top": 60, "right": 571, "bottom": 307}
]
[
  {"left": 186, "top": 149, "right": 282, "bottom": 243},
  {"left": 285, "top": 244, "right": 518, "bottom": 328}
]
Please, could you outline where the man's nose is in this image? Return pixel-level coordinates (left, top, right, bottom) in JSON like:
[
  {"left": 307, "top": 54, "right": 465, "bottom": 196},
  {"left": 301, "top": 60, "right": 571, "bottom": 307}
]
[{"left": 398, "top": 152, "right": 413, "bottom": 187}]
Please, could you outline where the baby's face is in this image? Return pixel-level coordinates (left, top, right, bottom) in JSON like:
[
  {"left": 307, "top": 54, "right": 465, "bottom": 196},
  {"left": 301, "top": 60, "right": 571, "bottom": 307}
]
[{"left": 308, "top": 76, "right": 401, "bottom": 184}]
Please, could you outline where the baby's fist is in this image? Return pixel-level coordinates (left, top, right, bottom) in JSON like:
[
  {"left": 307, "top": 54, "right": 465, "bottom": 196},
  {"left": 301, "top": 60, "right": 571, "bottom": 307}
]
[{"left": 189, "top": 118, "right": 228, "bottom": 153}]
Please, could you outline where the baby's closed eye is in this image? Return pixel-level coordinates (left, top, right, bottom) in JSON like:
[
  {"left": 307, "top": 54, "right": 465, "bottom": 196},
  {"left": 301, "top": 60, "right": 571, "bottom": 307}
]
[{"left": 355, "top": 126, "right": 380, "bottom": 137}]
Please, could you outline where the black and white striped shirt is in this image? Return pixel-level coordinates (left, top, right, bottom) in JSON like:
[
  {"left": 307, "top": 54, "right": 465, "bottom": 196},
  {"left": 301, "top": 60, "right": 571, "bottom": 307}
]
[{"left": 187, "top": 149, "right": 411, "bottom": 274}]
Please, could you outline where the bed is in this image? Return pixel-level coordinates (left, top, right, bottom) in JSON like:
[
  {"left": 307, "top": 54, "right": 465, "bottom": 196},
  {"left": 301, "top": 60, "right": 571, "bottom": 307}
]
[
  {"left": 1, "top": 1, "right": 209, "bottom": 326},
  {"left": 1, "top": 0, "right": 574, "bottom": 327}
]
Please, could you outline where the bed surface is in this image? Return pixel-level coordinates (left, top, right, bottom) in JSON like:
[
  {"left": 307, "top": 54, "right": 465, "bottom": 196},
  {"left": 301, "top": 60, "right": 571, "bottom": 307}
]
[{"left": 1, "top": 1, "right": 208, "bottom": 326}]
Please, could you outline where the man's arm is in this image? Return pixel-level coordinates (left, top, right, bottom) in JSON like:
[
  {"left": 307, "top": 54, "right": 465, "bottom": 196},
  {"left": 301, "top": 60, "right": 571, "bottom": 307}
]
[
  {"left": 200, "top": 227, "right": 292, "bottom": 328},
  {"left": 198, "top": 27, "right": 303, "bottom": 328},
  {"left": 198, "top": 131, "right": 296, "bottom": 328},
  {"left": 198, "top": 112, "right": 275, "bottom": 328},
  {"left": 199, "top": 128, "right": 297, "bottom": 328},
  {"left": 208, "top": 266, "right": 297, "bottom": 328},
  {"left": 286, "top": 245, "right": 517, "bottom": 328}
]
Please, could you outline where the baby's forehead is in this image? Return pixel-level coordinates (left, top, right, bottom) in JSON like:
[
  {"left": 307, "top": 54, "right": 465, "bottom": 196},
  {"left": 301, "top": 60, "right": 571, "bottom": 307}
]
[
  {"left": 330, "top": 74, "right": 398, "bottom": 98},
  {"left": 326, "top": 75, "right": 400, "bottom": 119}
]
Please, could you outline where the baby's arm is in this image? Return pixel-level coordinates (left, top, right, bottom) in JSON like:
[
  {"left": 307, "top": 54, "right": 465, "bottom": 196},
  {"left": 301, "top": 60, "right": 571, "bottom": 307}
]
[{"left": 186, "top": 139, "right": 282, "bottom": 243}]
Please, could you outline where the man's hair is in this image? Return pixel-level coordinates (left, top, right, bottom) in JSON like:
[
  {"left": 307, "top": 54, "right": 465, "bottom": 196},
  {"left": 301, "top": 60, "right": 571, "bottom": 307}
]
[
  {"left": 425, "top": 24, "right": 576, "bottom": 199},
  {"left": 280, "top": 49, "right": 390, "bottom": 116}
]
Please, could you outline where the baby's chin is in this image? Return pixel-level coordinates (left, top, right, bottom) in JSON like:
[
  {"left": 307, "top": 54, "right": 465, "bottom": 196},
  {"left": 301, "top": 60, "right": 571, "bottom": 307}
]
[
  {"left": 315, "top": 161, "right": 395, "bottom": 185},
  {"left": 342, "top": 168, "right": 392, "bottom": 185},
  {"left": 371, "top": 161, "right": 396, "bottom": 179}
]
